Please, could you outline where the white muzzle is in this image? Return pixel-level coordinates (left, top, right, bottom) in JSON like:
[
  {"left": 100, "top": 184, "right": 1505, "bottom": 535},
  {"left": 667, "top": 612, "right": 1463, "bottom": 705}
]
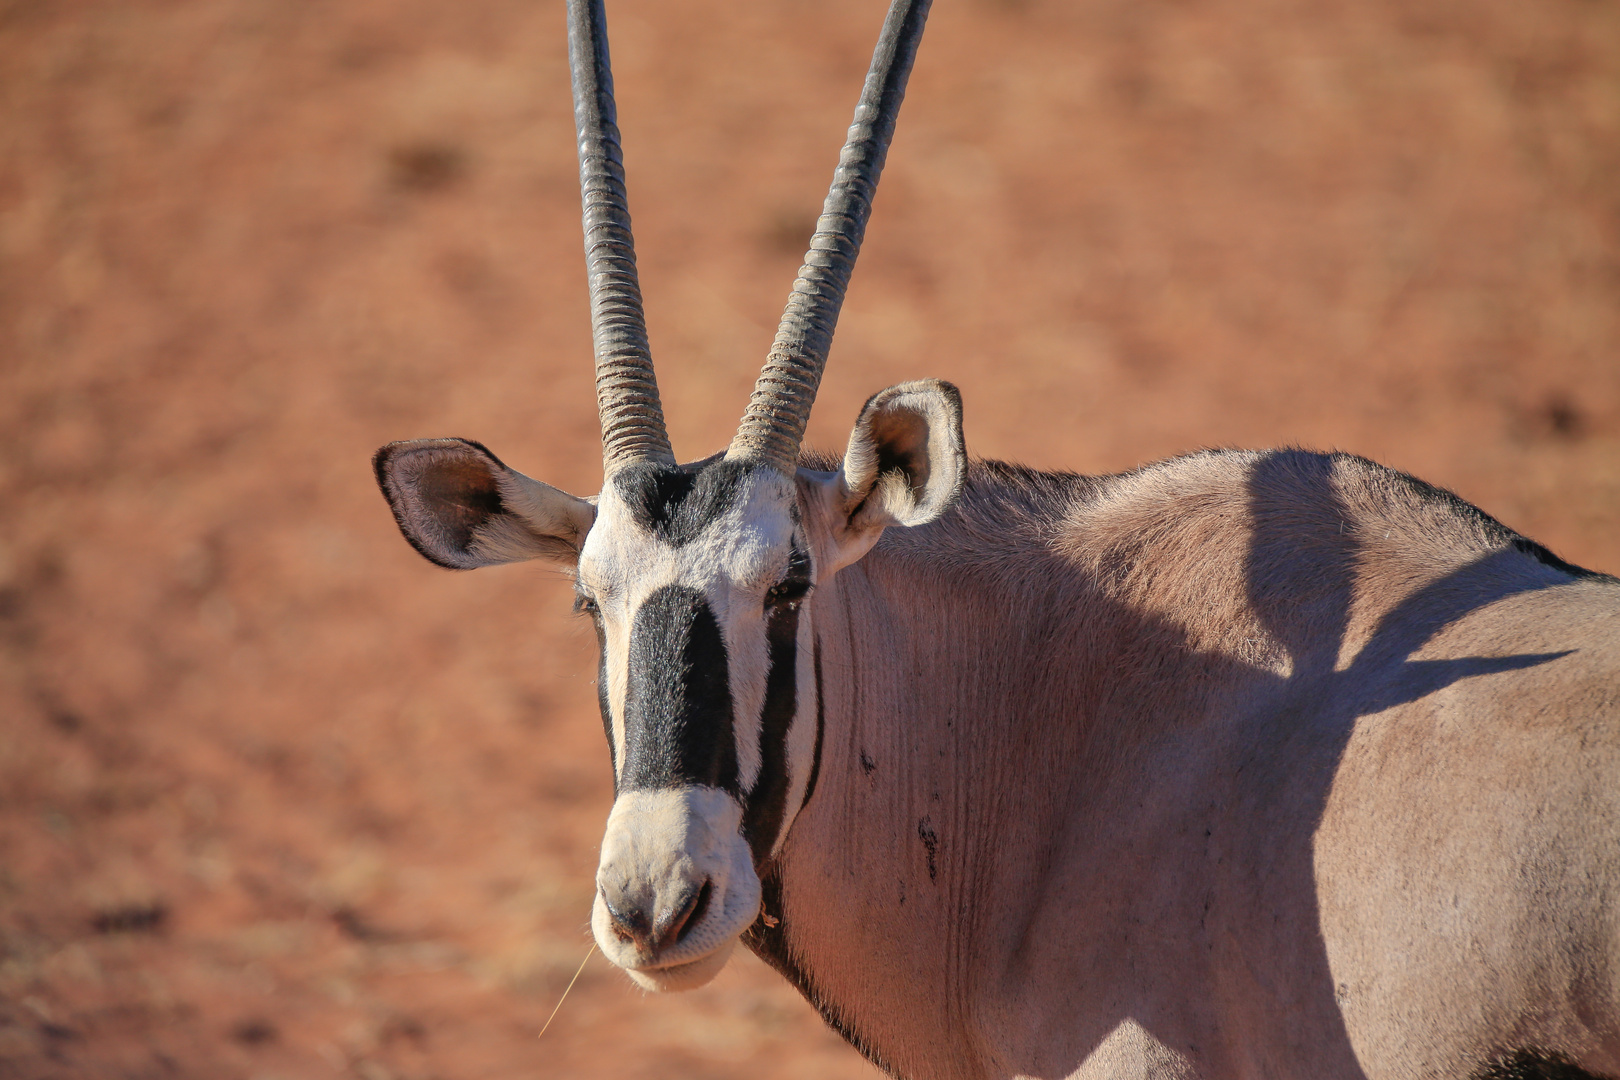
[{"left": 591, "top": 786, "right": 762, "bottom": 991}]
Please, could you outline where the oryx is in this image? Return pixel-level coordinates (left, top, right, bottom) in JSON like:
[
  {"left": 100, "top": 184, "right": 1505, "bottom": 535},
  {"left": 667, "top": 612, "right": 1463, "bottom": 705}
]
[{"left": 373, "top": 1, "right": 1620, "bottom": 1077}]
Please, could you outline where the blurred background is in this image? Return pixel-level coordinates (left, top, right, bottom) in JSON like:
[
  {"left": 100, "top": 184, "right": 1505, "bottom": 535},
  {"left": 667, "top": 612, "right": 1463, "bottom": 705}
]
[{"left": 1, "top": 0, "right": 1616, "bottom": 1076}]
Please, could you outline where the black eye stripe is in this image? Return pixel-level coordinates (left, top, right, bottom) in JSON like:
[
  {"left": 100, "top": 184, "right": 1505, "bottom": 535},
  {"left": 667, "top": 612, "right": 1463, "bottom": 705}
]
[
  {"left": 743, "top": 536, "right": 814, "bottom": 864},
  {"left": 764, "top": 538, "right": 815, "bottom": 607},
  {"left": 591, "top": 617, "right": 615, "bottom": 788},
  {"left": 583, "top": 533, "right": 814, "bottom": 853},
  {"left": 786, "top": 539, "right": 812, "bottom": 581},
  {"left": 765, "top": 579, "right": 811, "bottom": 606},
  {"left": 742, "top": 595, "right": 801, "bottom": 866}
]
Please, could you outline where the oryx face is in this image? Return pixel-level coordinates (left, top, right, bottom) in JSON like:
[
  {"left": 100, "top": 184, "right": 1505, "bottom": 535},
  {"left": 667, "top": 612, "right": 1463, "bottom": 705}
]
[
  {"left": 375, "top": 384, "right": 962, "bottom": 989},
  {"left": 374, "top": 0, "right": 951, "bottom": 992},
  {"left": 579, "top": 459, "right": 818, "bottom": 988}
]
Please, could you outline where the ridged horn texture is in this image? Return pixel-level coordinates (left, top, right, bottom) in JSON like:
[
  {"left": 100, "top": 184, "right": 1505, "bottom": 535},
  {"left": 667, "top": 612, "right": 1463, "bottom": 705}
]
[
  {"left": 567, "top": 0, "right": 675, "bottom": 474},
  {"left": 727, "top": 0, "right": 933, "bottom": 472}
]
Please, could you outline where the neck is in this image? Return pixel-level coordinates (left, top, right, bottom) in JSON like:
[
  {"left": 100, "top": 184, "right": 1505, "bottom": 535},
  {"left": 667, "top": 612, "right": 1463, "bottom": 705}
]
[
  {"left": 744, "top": 452, "right": 1605, "bottom": 1080},
  {"left": 748, "top": 462, "right": 1233, "bottom": 1078}
]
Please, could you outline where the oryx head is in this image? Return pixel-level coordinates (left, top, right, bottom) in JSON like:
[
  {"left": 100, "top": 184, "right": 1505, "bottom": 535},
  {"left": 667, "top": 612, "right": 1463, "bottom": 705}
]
[{"left": 373, "top": 0, "right": 961, "bottom": 991}]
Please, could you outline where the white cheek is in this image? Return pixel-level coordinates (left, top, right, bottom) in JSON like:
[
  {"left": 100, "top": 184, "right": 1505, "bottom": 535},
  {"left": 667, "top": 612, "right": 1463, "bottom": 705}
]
[
  {"left": 721, "top": 592, "right": 768, "bottom": 794},
  {"left": 604, "top": 614, "right": 630, "bottom": 783},
  {"left": 777, "top": 614, "right": 819, "bottom": 856}
]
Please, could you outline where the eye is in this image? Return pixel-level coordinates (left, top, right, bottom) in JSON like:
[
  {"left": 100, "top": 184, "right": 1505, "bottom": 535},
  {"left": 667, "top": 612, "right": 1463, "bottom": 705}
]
[
  {"left": 764, "top": 579, "right": 812, "bottom": 609},
  {"left": 573, "top": 592, "right": 600, "bottom": 616}
]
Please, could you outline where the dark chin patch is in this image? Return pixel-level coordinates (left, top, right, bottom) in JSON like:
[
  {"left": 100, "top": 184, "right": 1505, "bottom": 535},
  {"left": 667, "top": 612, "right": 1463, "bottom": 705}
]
[{"left": 620, "top": 585, "right": 739, "bottom": 793}]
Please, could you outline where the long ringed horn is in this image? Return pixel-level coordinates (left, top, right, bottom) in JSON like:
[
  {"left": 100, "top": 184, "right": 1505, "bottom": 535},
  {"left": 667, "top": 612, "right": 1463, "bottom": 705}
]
[
  {"left": 567, "top": 0, "right": 675, "bottom": 474},
  {"left": 727, "top": 0, "right": 933, "bottom": 472}
]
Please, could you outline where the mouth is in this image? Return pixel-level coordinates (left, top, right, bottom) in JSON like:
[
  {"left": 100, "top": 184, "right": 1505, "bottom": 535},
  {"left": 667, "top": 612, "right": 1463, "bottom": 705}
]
[
  {"left": 621, "top": 937, "right": 738, "bottom": 992},
  {"left": 590, "top": 786, "right": 764, "bottom": 991},
  {"left": 590, "top": 866, "right": 761, "bottom": 991}
]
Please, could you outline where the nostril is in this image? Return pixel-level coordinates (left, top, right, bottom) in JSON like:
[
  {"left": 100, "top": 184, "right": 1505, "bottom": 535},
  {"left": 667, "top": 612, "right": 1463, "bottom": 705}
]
[
  {"left": 679, "top": 879, "right": 713, "bottom": 944},
  {"left": 660, "top": 879, "right": 713, "bottom": 948},
  {"left": 603, "top": 896, "right": 652, "bottom": 948}
]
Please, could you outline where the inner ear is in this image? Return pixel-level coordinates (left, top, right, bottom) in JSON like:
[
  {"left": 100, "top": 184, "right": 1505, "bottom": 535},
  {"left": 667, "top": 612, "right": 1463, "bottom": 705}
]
[
  {"left": 414, "top": 453, "right": 505, "bottom": 551},
  {"left": 374, "top": 438, "right": 595, "bottom": 569},
  {"left": 867, "top": 408, "right": 931, "bottom": 501},
  {"left": 840, "top": 379, "right": 966, "bottom": 531}
]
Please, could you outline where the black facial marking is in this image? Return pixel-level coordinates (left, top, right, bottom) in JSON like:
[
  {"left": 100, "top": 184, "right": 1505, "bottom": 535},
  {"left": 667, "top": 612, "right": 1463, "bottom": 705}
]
[
  {"left": 743, "top": 595, "right": 801, "bottom": 867},
  {"left": 799, "top": 635, "right": 825, "bottom": 815},
  {"left": 743, "top": 538, "right": 816, "bottom": 866},
  {"left": 621, "top": 585, "right": 739, "bottom": 793},
  {"left": 612, "top": 456, "right": 760, "bottom": 547},
  {"left": 766, "top": 542, "right": 815, "bottom": 608}
]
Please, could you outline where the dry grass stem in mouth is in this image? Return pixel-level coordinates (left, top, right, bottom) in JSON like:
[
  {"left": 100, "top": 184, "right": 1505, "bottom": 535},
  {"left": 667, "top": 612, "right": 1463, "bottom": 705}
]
[{"left": 538, "top": 943, "right": 597, "bottom": 1041}]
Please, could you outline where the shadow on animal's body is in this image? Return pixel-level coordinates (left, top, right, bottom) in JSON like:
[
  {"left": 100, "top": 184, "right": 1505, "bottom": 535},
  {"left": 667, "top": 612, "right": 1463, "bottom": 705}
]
[{"left": 744, "top": 448, "right": 1620, "bottom": 1080}]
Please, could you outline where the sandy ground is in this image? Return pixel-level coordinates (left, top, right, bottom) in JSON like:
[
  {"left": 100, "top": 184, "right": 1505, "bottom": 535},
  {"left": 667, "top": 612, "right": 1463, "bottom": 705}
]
[{"left": 1, "top": 0, "right": 1616, "bottom": 1077}]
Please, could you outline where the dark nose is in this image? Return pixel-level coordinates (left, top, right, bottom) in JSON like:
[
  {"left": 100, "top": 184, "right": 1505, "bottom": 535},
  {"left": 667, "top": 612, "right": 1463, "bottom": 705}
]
[{"left": 602, "top": 879, "right": 711, "bottom": 954}]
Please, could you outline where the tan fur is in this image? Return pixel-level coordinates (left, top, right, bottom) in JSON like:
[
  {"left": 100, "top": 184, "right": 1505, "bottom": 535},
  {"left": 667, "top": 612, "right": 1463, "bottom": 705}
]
[
  {"left": 377, "top": 426, "right": 1620, "bottom": 1077},
  {"left": 768, "top": 448, "right": 1620, "bottom": 1080}
]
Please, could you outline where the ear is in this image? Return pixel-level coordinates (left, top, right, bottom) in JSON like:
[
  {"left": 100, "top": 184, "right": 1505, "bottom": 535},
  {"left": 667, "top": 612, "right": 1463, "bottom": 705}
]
[
  {"left": 811, "top": 380, "right": 965, "bottom": 570},
  {"left": 373, "top": 438, "right": 596, "bottom": 569}
]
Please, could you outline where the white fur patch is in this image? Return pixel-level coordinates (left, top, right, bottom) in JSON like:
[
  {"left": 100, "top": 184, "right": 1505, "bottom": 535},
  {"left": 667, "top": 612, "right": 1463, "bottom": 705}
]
[
  {"left": 775, "top": 622, "right": 821, "bottom": 859},
  {"left": 577, "top": 467, "right": 825, "bottom": 988},
  {"left": 591, "top": 786, "right": 761, "bottom": 990}
]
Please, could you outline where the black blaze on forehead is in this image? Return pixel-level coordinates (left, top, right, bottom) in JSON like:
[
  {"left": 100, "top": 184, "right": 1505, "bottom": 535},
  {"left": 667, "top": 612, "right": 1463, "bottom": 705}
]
[
  {"left": 621, "top": 585, "right": 740, "bottom": 793},
  {"left": 613, "top": 456, "right": 794, "bottom": 546}
]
